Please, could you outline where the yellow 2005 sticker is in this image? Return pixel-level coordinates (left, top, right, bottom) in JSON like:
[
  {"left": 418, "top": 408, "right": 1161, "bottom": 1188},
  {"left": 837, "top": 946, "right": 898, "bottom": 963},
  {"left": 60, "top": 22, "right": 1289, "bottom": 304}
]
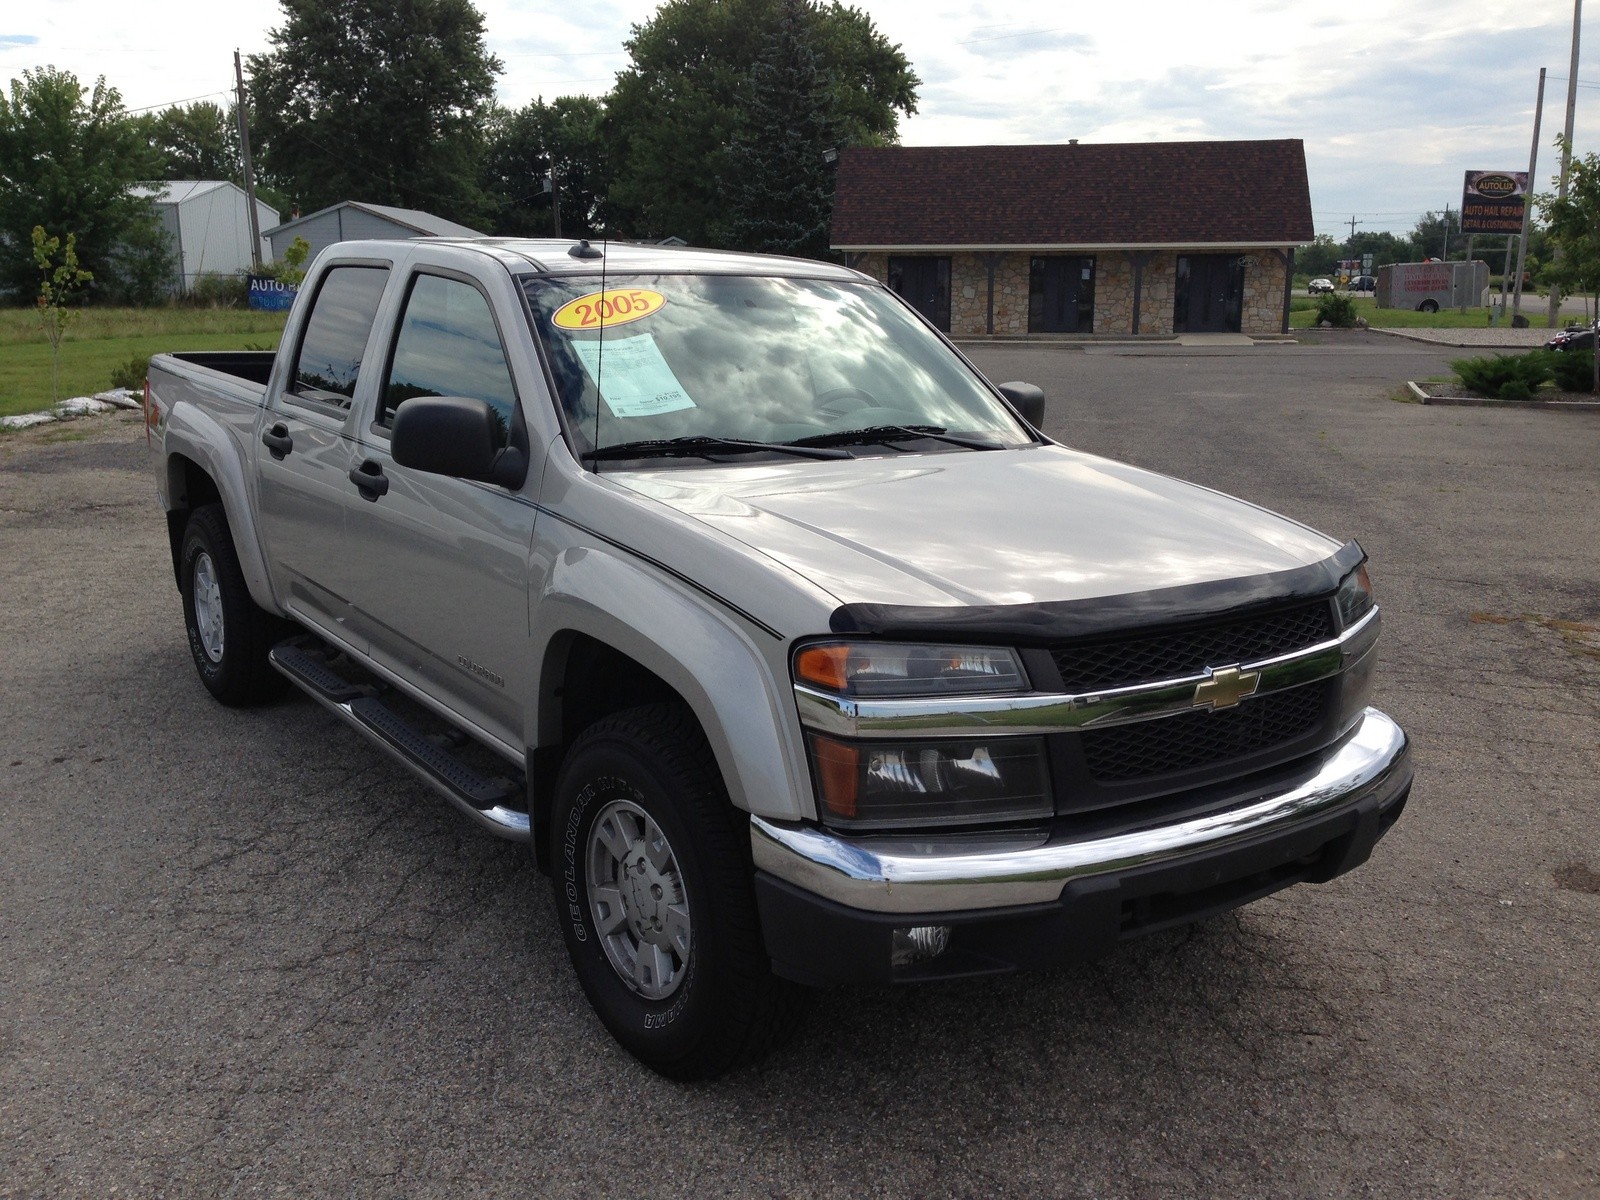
[{"left": 551, "top": 288, "right": 666, "bottom": 331}]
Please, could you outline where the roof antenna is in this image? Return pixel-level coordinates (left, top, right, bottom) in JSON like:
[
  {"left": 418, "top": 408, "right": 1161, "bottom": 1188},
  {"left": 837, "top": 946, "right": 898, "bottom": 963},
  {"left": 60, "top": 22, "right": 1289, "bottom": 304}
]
[{"left": 570, "top": 238, "right": 604, "bottom": 260}]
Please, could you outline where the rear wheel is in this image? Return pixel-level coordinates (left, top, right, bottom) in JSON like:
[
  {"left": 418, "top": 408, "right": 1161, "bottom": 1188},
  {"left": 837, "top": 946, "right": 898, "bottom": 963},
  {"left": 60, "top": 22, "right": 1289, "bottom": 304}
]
[
  {"left": 1418, "top": 299, "right": 1440, "bottom": 313},
  {"left": 179, "top": 504, "right": 285, "bottom": 706},
  {"left": 552, "top": 703, "right": 808, "bottom": 1078}
]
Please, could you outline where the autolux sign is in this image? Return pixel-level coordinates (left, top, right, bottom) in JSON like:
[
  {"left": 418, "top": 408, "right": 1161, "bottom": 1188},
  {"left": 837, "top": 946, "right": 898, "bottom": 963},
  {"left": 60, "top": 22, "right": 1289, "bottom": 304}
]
[
  {"left": 1460, "top": 171, "right": 1528, "bottom": 234},
  {"left": 248, "top": 275, "right": 299, "bottom": 312}
]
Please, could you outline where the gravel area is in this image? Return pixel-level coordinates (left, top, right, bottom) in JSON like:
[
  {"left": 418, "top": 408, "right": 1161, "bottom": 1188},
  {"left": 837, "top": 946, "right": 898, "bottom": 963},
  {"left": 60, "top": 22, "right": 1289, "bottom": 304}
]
[{"left": 1370, "top": 326, "right": 1556, "bottom": 348}]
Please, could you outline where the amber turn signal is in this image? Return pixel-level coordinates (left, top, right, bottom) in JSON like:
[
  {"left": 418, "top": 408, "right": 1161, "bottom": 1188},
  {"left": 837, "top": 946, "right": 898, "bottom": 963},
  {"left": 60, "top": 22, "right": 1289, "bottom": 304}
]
[
  {"left": 809, "top": 735, "right": 860, "bottom": 819},
  {"left": 794, "top": 644, "right": 851, "bottom": 692}
]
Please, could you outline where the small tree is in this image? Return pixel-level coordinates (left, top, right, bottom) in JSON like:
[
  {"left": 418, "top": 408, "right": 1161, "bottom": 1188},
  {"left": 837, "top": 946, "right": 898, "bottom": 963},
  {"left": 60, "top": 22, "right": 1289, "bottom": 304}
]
[
  {"left": 1537, "top": 137, "right": 1600, "bottom": 391},
  {"left": 32, "top": 226, "right": 93, "bottom": 403}
]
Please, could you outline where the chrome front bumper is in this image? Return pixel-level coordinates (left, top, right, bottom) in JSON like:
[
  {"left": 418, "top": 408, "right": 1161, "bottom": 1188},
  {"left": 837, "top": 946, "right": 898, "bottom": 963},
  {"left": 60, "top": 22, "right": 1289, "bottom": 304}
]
[{"left": 751, "top": 706, "right": 1411, "bottom": 916}]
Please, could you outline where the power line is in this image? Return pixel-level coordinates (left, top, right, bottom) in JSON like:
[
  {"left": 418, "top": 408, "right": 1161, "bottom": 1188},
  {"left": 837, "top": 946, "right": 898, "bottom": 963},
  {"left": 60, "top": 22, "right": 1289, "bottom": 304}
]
[{"left": 123, "top": 90, "right": 232, "bottom": 115}]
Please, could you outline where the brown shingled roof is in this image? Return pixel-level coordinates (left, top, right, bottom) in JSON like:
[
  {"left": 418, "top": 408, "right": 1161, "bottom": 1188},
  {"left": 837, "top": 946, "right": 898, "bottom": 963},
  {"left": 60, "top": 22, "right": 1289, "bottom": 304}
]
[{"left": 830, "top": 140, "right": 1313, "bottom": 248}]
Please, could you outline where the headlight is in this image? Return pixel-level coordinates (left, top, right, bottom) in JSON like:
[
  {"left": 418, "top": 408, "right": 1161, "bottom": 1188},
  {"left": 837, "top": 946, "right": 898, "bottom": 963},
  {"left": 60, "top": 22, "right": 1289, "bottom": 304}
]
[
  {"left": 793, "top": 641, "right": 1027, "bottom": 698},
  {"left": 794, "top": 641, "right": 1045, "bottom": 828},
  {"left": 808, "top": 734, "right": 1052, "bottom": 829},
  {"left": 1335, "top": 563, "right": 1374, "bottom": 628}
]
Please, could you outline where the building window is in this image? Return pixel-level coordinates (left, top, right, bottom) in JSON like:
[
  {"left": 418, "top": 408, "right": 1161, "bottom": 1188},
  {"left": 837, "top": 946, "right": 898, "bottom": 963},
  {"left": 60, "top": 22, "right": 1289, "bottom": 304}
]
[
  {"left": 887, "top": 256, "right": 952, "bottom": 333},
  {"left": 1029, "top": 256, "right": 1096, "bottom": 333}
]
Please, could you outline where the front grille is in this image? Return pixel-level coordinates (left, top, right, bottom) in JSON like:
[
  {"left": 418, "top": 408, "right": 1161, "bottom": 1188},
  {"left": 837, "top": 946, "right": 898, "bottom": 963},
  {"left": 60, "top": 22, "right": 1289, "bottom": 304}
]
[
  {"left": 1080, "top": 683, "right": 1329, "bottom": 782},
  {"left": 1051, "top": 601, "right": 1336, "bottom": 692}
]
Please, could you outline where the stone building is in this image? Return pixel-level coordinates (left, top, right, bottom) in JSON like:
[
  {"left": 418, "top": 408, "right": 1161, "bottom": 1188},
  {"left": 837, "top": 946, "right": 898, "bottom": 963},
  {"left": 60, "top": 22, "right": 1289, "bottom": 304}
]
[{"left": 830, "top": 140, "right": 1313, "bottom": 338}]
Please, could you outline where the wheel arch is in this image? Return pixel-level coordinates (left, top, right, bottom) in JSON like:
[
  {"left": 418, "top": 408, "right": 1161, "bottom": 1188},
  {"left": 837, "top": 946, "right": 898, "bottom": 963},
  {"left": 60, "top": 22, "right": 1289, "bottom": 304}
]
[
  {"left": 160, "top": 406, "right": 276, "bottom": 612},
  {"left": 527, "top": 551, "right": 814, "bottom": 868}
]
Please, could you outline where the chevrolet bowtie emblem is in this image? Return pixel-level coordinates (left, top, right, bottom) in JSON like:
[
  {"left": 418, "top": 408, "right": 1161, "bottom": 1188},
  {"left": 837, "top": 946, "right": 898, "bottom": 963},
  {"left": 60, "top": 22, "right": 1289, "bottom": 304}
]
[{"left": 1193, "top": 665, "right": 1261, "bottom": 709}]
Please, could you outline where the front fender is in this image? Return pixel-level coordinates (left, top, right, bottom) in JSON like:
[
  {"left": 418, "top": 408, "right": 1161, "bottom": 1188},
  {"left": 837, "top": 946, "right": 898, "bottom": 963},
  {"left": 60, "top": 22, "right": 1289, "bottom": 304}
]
[
  {"left": 161, "top": 400, "right": 278, "bottom": 613},
  {"left": 531, "top": 543, "right": 814, "bottom": 822}
]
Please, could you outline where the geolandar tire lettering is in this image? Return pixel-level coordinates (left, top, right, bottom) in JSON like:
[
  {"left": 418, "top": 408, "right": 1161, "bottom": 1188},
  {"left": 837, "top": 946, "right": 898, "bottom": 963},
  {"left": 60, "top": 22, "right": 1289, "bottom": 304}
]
[{"left": 550, "top": 703, "right": 808, "bottom": 1079}]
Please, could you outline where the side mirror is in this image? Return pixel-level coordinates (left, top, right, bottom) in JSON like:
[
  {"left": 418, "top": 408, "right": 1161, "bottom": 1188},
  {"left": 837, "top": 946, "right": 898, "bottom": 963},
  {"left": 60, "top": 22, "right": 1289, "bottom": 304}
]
[
  {"left": 997, "top": 381, "right": 1046, "bottom": 430},
  {"left": 391, "top": 395, "right": 528, "bottom": 489}
]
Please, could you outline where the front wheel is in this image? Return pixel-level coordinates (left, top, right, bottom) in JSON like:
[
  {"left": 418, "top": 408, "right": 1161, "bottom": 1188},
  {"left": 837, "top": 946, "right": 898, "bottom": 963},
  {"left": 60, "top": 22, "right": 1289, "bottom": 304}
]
[
  {"left": 1418, "top": 299, "right": 1440, "bottom": 313},
  {"left": 552, "top": 704, "right": 807, "bottom": 1079}
]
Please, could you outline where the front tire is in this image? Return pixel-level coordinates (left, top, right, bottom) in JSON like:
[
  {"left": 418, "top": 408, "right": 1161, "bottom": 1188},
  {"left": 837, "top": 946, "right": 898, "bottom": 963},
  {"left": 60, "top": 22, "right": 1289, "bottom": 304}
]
[
  {"left": 552, "top": 704, "right": 807, "bottom": 1079},
  {"left": 179, "top": 504, "right": 284, "bottom": 706},
  {"left": 1418, "top": 299, "right": 1440, "bottom": 313}
]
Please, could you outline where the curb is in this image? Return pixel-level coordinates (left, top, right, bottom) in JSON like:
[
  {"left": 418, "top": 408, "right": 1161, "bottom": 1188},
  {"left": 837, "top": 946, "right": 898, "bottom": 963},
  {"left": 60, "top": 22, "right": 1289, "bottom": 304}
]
[{"left": 1407, "top": 381, "right": 1600, "bottom": 410}]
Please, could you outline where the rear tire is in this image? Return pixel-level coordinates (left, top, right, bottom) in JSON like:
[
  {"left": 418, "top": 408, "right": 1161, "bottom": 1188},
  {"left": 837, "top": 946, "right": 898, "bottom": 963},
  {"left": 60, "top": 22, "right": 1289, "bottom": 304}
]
[
  {"left": 552, "top": 703, "right": 808, "bottom": 1079},
  {"left": 179, "top": 504, "right": 285, "bottom": 706},
  {"left": 1419, "top": 299, "right": 1440, "bottom": 313}
]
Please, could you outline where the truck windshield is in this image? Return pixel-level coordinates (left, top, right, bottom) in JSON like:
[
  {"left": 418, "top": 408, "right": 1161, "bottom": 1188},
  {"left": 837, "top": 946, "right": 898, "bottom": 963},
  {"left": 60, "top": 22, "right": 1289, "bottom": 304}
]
[{"left": 521, "top": 274, "right": 1032, "bottom": 462}]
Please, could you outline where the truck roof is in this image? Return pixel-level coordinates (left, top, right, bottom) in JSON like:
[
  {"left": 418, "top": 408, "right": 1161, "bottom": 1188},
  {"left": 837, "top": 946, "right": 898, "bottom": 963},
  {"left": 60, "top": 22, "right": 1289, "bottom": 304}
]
[{"left": 334, "top": 237, "right": 871, "bottom": 282}]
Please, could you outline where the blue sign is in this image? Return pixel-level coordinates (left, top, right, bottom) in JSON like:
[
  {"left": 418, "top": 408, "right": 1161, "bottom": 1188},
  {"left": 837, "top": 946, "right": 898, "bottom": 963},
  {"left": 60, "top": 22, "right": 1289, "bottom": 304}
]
[{"left": 248, "top": 275, "right": 299, "bottom": 312}]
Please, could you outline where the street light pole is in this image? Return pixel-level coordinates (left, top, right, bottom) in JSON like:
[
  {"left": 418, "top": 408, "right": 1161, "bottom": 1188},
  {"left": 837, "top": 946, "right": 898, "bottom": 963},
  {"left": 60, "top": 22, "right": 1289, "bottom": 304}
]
[
  {"left": 1549, "top": 0, "right": 1582, "bottom": 327},
  {"left": 1513, "top": 68, "right": 1547, "bottom": 322}
]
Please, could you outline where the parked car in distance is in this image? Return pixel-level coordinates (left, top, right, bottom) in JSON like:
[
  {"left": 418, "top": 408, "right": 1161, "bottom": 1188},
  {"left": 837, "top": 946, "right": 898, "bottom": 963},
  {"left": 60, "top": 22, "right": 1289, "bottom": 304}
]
[
  {"left": 1308, "top": 278, "right": 1335, "bottom": 294},
  {"left": 1546, "top": 324, "right": 1595, "bottom": 352},
  {"left": 1347, "top": 276, "right": 1376, "bottom": 294}
]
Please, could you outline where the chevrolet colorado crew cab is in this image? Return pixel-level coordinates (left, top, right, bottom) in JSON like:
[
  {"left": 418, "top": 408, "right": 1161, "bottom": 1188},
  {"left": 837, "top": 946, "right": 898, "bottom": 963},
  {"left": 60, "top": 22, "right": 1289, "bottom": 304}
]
[{"left": 147, "top": 238, "right": 1412, "bottom": 1078}]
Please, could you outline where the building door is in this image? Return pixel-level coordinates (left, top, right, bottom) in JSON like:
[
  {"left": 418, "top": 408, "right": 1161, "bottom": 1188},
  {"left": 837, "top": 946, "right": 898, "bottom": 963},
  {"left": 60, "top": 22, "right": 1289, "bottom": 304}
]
[
  {"left": 1029, "top": 256, "right": 1096, "bottom": 333},
  {"left": 1175, "top": 254, "right": 1245, "bottom": 333},
  {"left": 887, "top": 256, "right": 952, "bottom": 332}
]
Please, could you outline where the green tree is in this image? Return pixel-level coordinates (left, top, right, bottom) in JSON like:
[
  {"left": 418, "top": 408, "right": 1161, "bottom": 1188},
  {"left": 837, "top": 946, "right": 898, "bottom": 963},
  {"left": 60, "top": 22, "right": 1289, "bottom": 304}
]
[
  {"left": 1537, "top": 139, "right": 1600, "bottom": 389},
  {"left": 481, "top": 96, "right": 610, "bottom": 238},
  {"left": 247, "top": 0, "right": 502, "bottom": 226},
  {"left": 0, "top": 66, "right": 170, "bottom": 301},
  {"left": 716, "top": 0, "right": 836, "bottom": 257},
  {"left": 605, "top": 0, "right": 918, "bottom": 245},
  {"left": 32, "top": 227, "right": 92, "bottom": 402},
  {"left": 138, "top": 101, "right": 237, "bottom": 179}
]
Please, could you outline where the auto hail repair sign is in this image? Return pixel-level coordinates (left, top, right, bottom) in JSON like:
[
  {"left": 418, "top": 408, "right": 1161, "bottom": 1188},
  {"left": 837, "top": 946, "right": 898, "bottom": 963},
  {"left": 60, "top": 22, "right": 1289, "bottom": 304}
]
[{"left": 1460, "top": 171, "right": 1529, "bottom": 235}]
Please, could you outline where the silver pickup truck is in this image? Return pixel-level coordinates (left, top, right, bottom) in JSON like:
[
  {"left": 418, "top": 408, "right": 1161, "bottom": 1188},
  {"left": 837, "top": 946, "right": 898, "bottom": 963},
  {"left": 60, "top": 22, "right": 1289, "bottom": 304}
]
[{"left": 147, "top": 238, "right": 1412, "bottom": 1078}]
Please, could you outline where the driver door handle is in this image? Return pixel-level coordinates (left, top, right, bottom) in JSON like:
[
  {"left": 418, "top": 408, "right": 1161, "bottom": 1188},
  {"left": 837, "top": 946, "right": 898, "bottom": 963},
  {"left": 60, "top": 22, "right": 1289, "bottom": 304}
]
[
  {"left": 349, "top": 459, "right": 390, "bottom": 501},
  {"left": 262, "top": 423, "right": 293, "bottom": 460}
]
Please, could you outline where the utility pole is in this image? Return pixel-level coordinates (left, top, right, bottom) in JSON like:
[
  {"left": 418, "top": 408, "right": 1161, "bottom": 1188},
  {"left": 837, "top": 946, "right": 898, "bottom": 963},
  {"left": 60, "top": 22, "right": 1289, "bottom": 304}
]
[
  {"left": 1549, "top": 0, "right": 1582, "bottom": 327},
  {"left": 234, "top": 50, "right": 263, "bottom": 271},
  {"left": 1441, "top": 206, "right": 1450, "bottom": 260},
  {"left": 544, "top": 165, "right": 562, "bottom": 239},
  {"left": 1346, "top": 215, "right": 1361, "bottom": 241},
  {"left": 1513, "top": 68, "right": 1547, "bottom": 322}
]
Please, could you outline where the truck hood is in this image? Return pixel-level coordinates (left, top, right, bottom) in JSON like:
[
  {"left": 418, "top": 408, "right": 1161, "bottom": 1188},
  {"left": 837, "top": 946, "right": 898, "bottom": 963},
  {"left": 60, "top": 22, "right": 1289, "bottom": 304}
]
[{"left": 611, "top": 444, "right": 1342, "bottom": 609}]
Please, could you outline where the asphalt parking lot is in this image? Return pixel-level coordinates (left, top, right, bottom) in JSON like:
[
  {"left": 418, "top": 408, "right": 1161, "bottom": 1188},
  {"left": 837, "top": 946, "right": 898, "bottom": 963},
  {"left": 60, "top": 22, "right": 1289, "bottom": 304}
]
[{"left": 3, "top": 333, "right": 1596, "bottom": 1198}]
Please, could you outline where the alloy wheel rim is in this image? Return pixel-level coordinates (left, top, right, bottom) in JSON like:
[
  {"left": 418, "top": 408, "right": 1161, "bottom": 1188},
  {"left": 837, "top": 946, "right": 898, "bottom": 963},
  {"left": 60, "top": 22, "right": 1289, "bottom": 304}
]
[
  {"left": 192, "top": 552, "right": 225, "bottom": 663},
  {"left": 585, "top": 798, "right": 692, "bottom": 1000}
]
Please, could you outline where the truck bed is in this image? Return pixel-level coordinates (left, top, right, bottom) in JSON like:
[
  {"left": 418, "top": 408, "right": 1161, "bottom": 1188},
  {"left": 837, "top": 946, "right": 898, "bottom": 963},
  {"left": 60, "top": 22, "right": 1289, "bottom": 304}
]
[{"left": 165, "top": 351, "right": 277, "bottom": 387}]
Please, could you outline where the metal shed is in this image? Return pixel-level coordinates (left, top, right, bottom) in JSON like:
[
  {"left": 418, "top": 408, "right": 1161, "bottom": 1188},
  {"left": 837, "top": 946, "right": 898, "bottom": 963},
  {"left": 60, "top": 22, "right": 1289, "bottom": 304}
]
[
  {"left": 134, "top": 181, "right": 279, "bottom": 295},
  {"left": 262, "top": 201, "right": 485, "bottom": 266}
]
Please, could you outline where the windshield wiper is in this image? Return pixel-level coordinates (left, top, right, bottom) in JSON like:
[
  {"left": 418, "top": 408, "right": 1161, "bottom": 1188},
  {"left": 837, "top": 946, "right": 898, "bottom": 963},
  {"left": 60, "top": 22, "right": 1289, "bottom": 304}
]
[
  {"left": 583, "top": 435, "right": 849, "bottom": 462},
  {"left": 786, "top": 424, "right": 1004, "bottom": 450}
]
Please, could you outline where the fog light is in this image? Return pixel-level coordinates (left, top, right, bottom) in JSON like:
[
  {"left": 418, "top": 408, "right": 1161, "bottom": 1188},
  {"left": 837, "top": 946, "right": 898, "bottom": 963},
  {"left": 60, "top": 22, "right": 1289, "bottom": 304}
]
[{"left": 891, "top": 924, "right": 951, "bottom": 968}]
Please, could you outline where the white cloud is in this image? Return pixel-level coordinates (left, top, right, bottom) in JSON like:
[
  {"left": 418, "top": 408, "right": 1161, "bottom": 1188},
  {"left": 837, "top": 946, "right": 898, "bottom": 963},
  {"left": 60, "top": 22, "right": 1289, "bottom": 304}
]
[{"left": 0, "top": 0, "right": 1586, "bottom": 236}]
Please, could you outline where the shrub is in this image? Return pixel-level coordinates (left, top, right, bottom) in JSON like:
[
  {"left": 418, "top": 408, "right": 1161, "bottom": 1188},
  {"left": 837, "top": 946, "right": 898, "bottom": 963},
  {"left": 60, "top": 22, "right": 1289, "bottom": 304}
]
[
  {"left": 109, "top": 354, "right": 150, "bottom": 391},
  {"left": 1451, "top": 352, "right": 1553, "bottom": 400},
  {"left": 183, "top": 271, "right": 249, "bottom": 308},
  {"left": 1315, "top": 294, "right": 1358, "bottom": 328},
  {"left": 1545, "top": 348, "right": 1596, "bottom": 393}
]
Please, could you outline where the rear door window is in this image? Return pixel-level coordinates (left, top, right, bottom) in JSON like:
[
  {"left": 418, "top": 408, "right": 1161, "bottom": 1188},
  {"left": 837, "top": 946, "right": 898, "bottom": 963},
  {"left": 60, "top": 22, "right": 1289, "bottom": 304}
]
[
  {"left": 379, "top": 274, "right": 518, "bottom": 449},
  {"left": 289, "top": 266, "right": 391, "bottom": 410}
]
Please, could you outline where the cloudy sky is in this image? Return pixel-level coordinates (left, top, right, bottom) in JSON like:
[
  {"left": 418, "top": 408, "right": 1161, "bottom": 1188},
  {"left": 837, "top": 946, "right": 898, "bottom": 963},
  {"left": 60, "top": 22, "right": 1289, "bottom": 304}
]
[{"left": 2, "top": 0, "right": 1588, "bottom": 238}]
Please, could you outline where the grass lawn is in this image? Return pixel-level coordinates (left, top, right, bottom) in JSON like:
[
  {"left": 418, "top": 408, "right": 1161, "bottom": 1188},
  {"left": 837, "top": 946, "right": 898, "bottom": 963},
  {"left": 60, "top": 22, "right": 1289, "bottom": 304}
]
[
  {"left": 1289, "top": 294, "right": 1535, "bottom": 331},
  {"left": 0, "top": 307, "right": 289, "bottom": 419}
]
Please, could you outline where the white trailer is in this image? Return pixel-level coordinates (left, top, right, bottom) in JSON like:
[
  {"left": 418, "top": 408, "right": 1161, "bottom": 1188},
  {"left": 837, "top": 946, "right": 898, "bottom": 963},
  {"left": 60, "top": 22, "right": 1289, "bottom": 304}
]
[{"left": 1375, "top": 261, "right": 1490, "bottom": 312}]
